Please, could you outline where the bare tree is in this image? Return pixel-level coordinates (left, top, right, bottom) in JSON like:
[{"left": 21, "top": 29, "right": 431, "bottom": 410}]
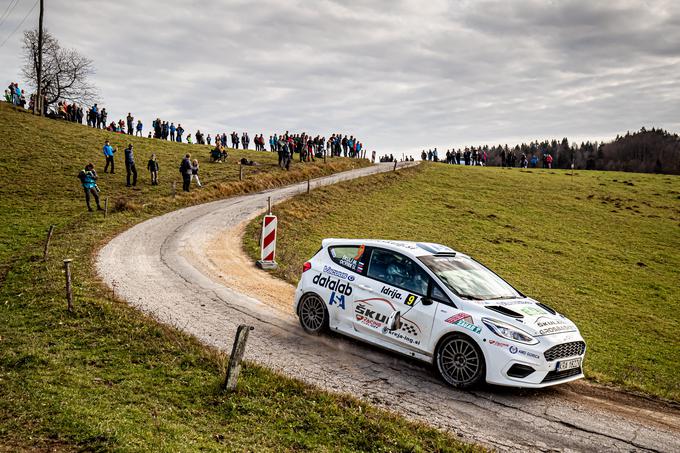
[{"left": 22, "top": 29, "right": 98, "bottom": 109}]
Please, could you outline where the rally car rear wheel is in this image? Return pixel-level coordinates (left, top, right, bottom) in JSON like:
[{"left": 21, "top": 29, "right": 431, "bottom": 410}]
[
  {"left": 298, "top": 293, "right": 328, "bottom": 335},
  {"left": 435, "top": 334, "right": 485, "bottom": 388}
]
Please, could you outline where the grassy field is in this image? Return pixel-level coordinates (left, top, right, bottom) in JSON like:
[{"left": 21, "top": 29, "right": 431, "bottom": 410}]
[
  {"left": 245, "top": 163, "right": 680, "bottom": 402},
  {"left": 0, "top": 103, "right": 480, "bottom": 451}
]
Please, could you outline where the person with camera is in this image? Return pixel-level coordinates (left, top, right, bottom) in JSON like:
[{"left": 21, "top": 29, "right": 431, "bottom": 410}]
[{"left": 78, "top": 163, "right": 103, "bottom": 212}]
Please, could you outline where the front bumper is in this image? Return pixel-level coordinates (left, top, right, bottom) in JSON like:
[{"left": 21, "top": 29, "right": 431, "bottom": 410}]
[{"left": 483, "top": 331, "right": 586, "bottom": 388}]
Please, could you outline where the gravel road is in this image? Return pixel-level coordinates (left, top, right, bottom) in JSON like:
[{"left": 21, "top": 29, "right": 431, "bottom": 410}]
[{"left": 97, "top": 162, "right": 680, "bottom": 452}]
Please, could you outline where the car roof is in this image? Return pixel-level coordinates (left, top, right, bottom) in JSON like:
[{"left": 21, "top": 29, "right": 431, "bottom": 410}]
[{"left": 321, "top": 238, "right": 467, "bottom": 258}]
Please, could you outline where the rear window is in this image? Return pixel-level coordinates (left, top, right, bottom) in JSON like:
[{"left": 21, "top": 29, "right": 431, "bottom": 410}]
[{"left": 328, "top": 245, "right": 366, "bottom": 273}]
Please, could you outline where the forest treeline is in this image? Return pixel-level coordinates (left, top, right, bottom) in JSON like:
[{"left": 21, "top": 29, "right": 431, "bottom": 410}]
[{"left": 477, "top": 128, "right": 680, "bottom": 174}]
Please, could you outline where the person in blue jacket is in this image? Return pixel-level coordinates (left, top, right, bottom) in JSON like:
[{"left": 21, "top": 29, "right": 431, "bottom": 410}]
[
  {"left": 103, "top": 140, "right": 117, "bottom": 173},
  {"left": 78, "top": 163, "right": 103, "bottom": 212},
  {"left": 136, "top": 120, "right": 143, "bottom": 137}
]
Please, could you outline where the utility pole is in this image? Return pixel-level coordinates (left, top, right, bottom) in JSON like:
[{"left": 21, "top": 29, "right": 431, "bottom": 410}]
[{"left": 34, "top": 0, "right": 44, "bottom": 116}]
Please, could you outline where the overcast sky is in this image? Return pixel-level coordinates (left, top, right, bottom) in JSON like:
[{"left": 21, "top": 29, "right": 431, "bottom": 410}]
[{"left": 1, "top": 0, "right": 679, "bottom": 155}]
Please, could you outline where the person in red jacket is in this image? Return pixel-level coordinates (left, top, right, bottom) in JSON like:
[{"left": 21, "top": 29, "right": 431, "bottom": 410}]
[{"left": 546, "top": 153, "right": 554, "bottom": 169}]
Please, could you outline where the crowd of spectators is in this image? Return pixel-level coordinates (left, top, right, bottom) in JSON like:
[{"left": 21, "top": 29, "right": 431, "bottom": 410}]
[{"left": 421, "top": 146, "right": 554, "bottom": 169}]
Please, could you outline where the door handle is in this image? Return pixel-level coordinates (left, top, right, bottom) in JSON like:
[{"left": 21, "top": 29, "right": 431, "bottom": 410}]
[{"left": 358, "top": 284, "right": 374, "bottom": 292}]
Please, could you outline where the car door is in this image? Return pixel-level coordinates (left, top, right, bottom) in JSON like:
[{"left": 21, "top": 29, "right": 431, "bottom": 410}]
[
  {"left": 352, "top": 247, "right": 436, "bottom": 353},
  {"left": 321, "top": 244, "right": 368, "bottom": 328}
]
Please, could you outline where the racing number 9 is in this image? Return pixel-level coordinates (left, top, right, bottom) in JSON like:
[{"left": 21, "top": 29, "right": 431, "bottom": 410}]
[{"left": 405, "top": 294, "right": 417, "bottom": 306}]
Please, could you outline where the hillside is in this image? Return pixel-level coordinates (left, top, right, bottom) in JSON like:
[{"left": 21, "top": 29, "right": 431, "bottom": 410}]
[
  {"left": 0, "top": 103, "right": 480, "bottom": 451},
  {"left": 245, "top": 163, "right": 680, "bottom": 401}
]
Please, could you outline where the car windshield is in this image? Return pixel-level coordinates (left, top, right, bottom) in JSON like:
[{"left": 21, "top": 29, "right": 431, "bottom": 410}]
[{"left": 419, "top": 255, "right": 522, "bottom": 300}]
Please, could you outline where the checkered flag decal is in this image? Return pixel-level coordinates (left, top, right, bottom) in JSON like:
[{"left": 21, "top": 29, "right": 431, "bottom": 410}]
[{"left": 401, "top": 323, "right": 418, "bottom": 336}]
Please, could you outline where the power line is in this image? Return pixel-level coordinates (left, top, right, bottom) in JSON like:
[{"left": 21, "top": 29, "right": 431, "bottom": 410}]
[
  {"left": 0, "top": 0, "right": 21, "bottom": 29},
  {"left": 0, "top": 0, "right": 38, "bottom": 49}
]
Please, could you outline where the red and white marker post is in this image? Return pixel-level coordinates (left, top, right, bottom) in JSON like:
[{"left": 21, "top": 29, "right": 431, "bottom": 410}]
[{"left": 257, "top": 198, "right": 278, "bottom": 269}]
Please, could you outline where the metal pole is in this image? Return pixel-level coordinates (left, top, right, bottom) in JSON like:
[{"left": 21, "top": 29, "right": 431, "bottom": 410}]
[
  {"left": 63, "top": 259, "right": 73, "bottom": 312},
  {"left": 267, "top": 196, "right": 271, "bottom": 215},
  {"left": 223, "top": 325, "right": 254, "bottom": 391},
  {"left": 35, "top": 0, "right": 44, "bottom": 116},
  {"left": 43, "top": 224, "right": 55, "bottom": 261}
]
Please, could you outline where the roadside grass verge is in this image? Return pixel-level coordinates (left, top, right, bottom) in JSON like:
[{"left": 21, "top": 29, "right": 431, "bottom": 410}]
[
  {"left": 244, "top": 163, "right": 680, "bottom": 402},
  {"left": 0, "top": 103, "right": 480, "bottom": 451}
]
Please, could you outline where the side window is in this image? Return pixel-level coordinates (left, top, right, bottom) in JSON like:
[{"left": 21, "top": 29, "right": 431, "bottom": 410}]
[
  {"left": 328, "top": 245, "right": 367, "bottom": 273},
  {"left": 430, "top": 281, "right": 454, "bottom": 306},
  {"left": 367, "top": 248, "right": 429, "bottom": 296}
]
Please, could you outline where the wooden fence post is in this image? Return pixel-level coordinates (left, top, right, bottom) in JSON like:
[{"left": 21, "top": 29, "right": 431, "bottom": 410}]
[
  {"left": 43, "top": 224, "right": 55, "bottom": 261},
  {"left": 223, "top": 325, "right": 254, "bottom": 392},
  {"left": 63, "top": 259, "right": 73, "bottom": 312},
  {"left": 307, "top": 178, "right": 310, "bottom": 194},
  {"left": 172, "top": 181, "right": 177, "bottom": 199},
  {"left": 239, "top": 163, "right": 243, "bottom": 181},
  {"left": 104, "top": 197, "right": 109, "bottom": 217},
  {"left": 267, "top": 196, "right": 272, "bottom": 215},
  {"left": 393, "top": 161, "right": 397, "bottom": 171}
]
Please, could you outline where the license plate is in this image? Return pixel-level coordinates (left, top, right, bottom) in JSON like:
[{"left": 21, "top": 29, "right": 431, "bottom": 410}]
[{"left": 556, "top": 358, "right": 581, "bottom": 371}]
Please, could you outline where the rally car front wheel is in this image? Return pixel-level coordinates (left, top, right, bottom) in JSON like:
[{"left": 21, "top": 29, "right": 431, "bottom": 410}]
[
  {"left": 435, "top": 334, "right": 486, "bottom": 388},
  {"left": 298, "top": 293, "right": 329, "bottom": 335}
]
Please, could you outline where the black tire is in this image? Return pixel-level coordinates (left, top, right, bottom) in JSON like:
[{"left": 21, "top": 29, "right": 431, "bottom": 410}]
[
  {"left": 298, "top": 293, "right": 329, "bottom": 335},
  {"left": 435, "top": 334, "right": 486, "bottom": 389}
]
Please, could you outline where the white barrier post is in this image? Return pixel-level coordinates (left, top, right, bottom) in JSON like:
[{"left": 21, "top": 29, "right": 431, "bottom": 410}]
[{"left": 256, "top": 213, "right": 278, "bottom": 270}]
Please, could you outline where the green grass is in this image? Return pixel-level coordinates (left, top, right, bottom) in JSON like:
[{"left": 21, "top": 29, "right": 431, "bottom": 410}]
[
  {"left": 0, "top": 103, "right": 479, "bottom": 451},
  {"left": 245, "top": 163, "right": 680, "bottom": 402}
]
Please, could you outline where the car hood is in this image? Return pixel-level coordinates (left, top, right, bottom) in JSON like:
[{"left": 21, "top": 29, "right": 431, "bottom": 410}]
[{"left": 479, "top": 298, "right": 578, "bottom": 336}]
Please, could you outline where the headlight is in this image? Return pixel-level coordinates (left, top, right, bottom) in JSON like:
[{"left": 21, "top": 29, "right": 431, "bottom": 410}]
[{"left": 482, "top": 318, "right": 539, "bottom": 345}]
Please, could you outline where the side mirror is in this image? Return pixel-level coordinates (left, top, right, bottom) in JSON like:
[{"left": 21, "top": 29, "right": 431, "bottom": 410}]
[
  {"left": 386, "top": 311, "right": 402, "bottom": 331},
  {"left": 421, "top": 297, "right": 433, "bottom": 306}
]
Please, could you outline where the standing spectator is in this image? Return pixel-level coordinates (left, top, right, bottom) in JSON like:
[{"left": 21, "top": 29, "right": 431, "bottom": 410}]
[
  {"left": 100, "top": 108, "right": 107, "bottom": 129},
  {"left": 77, "top": 163, "right": 103, "bottom": 212},
  {"left": 176, "top": 124, "right": 184, "bottom": 143},
  {"left": 102, "top": 140, "right": 116, "bottom": 173},
  {"left": 206, "top": 134, "right": 212, "bottom": 145},
  {"left": 191, "top": 159, "right": 202, "bottom": 187},
  {"left": 126, "top": 113, "right": 134, "bottom": 135},
  {"left": 170, "top": 122, "right": 176, "bottom": 141},
  {"left": 136, "top": 120, "right": 143, "bottom": 137},
  {"left": 546, "top": 153, "right": 553, "bottom": 169},
  {"left": 179, "top": 154, "right": 192, "bottom": 192},
  {"left": 187, "top": 134, "right": 193, "bottom": 144},
  {"left": 147, "top": 153, "right": 159, "bottom": 185},
  {"left": 124, "top": 144, "right": 138, "bottom": 187}
]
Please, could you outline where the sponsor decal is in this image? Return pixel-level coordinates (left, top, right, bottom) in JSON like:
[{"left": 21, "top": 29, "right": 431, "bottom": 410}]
[
  {"left": 323, "top": 265, "right": 351, "bottom": 280},
  {"left": 535, "top": 316, "right": 573, "bottom": 335},
  {"left": 348, "top": 275, "right": 355, "bottom": 281},
  {"left": 481, "top": 300, "right": 534, "bottom": 306},
  {"left": 456, "top": 320, "right": 482, "bottom": 334},
  {"left": 355, "top": 298, "right": 422, "bottom": 345},
  {"left": 520, "top": 306, "right": 546, "bottom": 316},
  {"left": 312, "top": 273, "right": 353, "bottom": 295},
  {"left": 508, "top": 345, "right": 541, "bottom": 359},
  {"left": 357, "top": 261, "right": 365, "bottom": 273},
  {"left": 445, "top": 312, "right": 481, "bottom": 334},
  {"left": 329, "top": 291, "right": 346, "bottom": 310},
  {"left": 381, "top": 286, "right": 403, "bottom": 300},
  {"left": 489, "top": 339, "right": 510, "bottom": 348},
  {"left": 445, "top": 312, "right": 473, "bottom": 325}
]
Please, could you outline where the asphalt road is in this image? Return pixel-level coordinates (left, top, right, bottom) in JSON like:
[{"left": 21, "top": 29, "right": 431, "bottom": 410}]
[{"left": 97, "top": 162, "right": 680, "bottom": 452}]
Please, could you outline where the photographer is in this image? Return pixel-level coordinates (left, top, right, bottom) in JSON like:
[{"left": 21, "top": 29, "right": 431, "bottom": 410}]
[{"left": 78, "top": 163, "right": 103, "bottom": 212}]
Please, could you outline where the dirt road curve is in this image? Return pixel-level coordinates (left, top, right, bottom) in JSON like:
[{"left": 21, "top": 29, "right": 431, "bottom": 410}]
[{"left": 97, "top": 163, "right": 680, "bottom": 452}]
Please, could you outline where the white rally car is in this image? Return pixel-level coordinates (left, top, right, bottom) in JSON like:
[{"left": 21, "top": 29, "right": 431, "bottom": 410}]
[{"left": 294, "top": 239, "right": 586, "bottom": 388}]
